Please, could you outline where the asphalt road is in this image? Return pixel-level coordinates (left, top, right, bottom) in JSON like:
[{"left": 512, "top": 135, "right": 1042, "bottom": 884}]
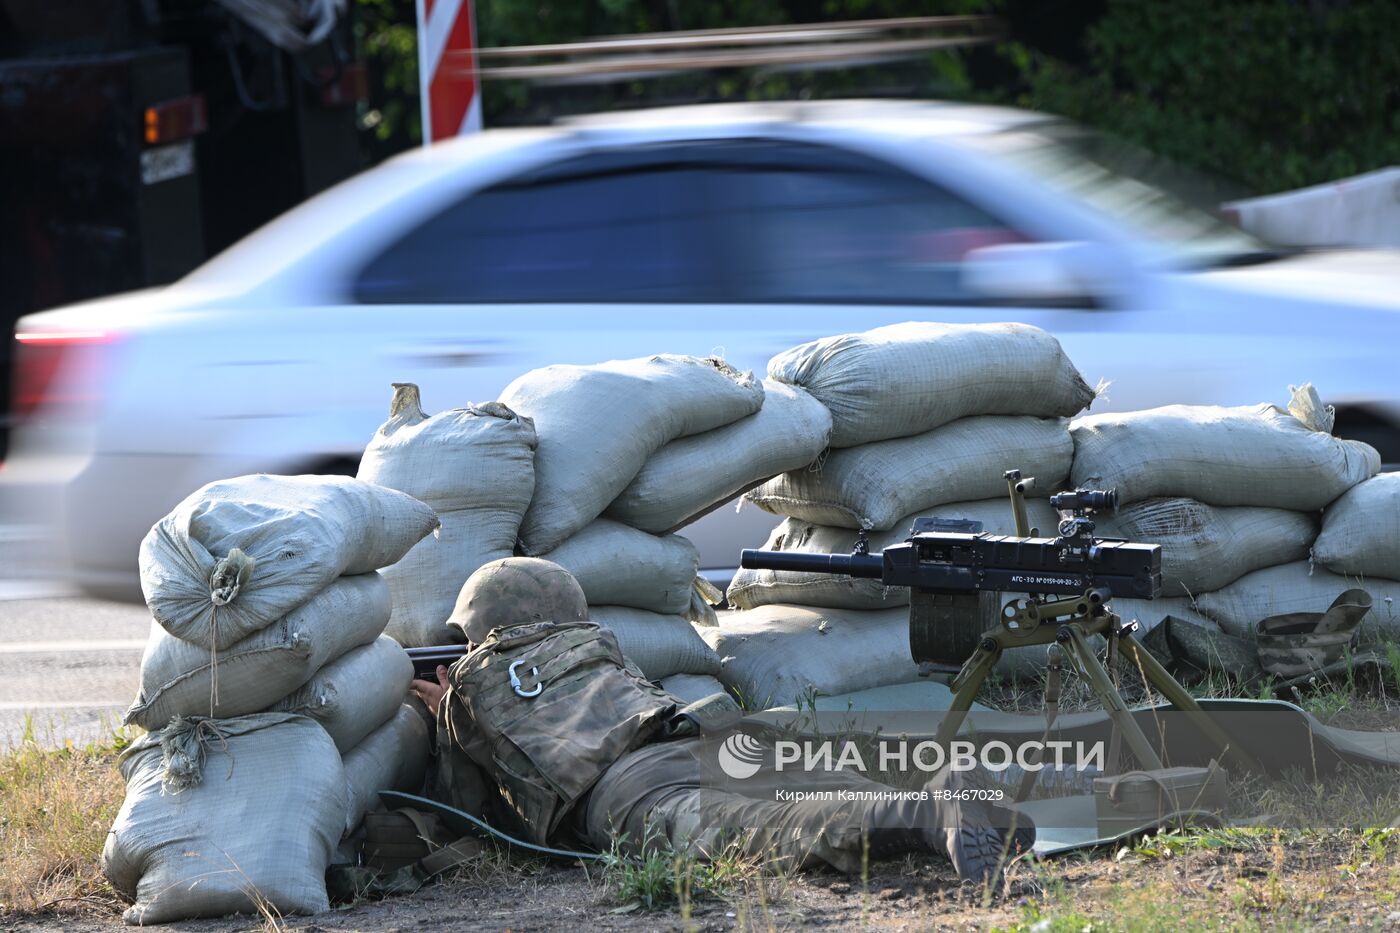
[{"left": 0, "top": 577, "right": 149, "bottom": 749}]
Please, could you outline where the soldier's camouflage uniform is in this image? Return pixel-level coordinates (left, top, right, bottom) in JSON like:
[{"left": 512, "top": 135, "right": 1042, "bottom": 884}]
[{"left": 434, "top": 558, "right": 1027, "bottom": 879}]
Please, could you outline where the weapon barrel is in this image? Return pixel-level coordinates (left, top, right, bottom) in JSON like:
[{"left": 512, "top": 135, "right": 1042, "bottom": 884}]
[
  {"left": 739, "top": 548, "right": 885, "bottom": 579},
  {"left": 405, "top": 644, "right": 469, "bottom": 680}
]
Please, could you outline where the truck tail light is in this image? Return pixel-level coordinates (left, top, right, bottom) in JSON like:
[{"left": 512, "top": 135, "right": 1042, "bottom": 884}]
[
  {"left": 144, "top": 95, "right": 208, "bottom": 146},
  {"left": 11, "top": 329, "right": 117, "bottom": 424}
]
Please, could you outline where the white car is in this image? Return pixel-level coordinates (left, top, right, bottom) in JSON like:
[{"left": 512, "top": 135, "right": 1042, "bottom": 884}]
[{"left": 6, "top": 99, "right": 1400, "bottom": 600}]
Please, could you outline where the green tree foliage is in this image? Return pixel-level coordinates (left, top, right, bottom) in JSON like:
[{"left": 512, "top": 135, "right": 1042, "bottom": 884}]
[
  {"left": 356, "top": 0, "right": 1400, "bottom": 196},
  {"left": 1004, "top": 0, "right": 1400, "bottom": 194}
]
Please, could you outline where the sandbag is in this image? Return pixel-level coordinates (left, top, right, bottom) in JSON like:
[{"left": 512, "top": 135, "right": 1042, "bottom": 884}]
[
  {"left": 140, "top": 474, "right": 438, "bottom": 650},
  {"left": 746, "top": 416, "right": 1072, "bottom": 529},
  {"left": 102, "top": 713, "right": 345, "bottom": 925},
  {"left": 1110, "top": 596, "right": 1216, "bottom": 636},
  {"left": 499, "top": 355, "right": 764, "bottom": 554},
  {"left": 727, "top": 499, "right": 1060, "bottom": 611},
  {"left": 767, "top": 321, "right": 1094, "bottom": 448},
  {"left": 1070, "top": 399, "right": 1379, "bottom": 510},
  {"left": 701, "top": 606, "right": 919, "bottom": 708},
  {"left": 1195, "top": 562, "right": 1400, "bottom": 643},
  {"left": 1096, "top": 499, "right": 1317, "bottom": 596},
  {"left": 606, "top": 381, "right": 833, "bottom": 533},
  {"left": 588, "top": 606, "right": 722, "bottom": 680},
  {"left": 1313, "top": 473, "right": 1400, "bottom": 577},
  {"left": 125, "top": 573, "right": 391, "bottom": 731},
  {"left": 270, "top": 636, "right": 412, "bottom": 752},
  {"left": 343, "top": 704, "right": 431, "bottom": 836},
  {"left": 543, "top": 520, "right": 698, "bottom": 615},
  {"left": 358, "top": 385, "right": 538, "bottom": 647},
  {"left": 659, "top": 673, "right": 734, "bottom": 707}
]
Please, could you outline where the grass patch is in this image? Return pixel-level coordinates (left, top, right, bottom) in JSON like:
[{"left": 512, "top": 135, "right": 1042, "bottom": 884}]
[
  {"left": 0, "top": 720, "right": 131, "bottom": 919},
  {"left": 600, "top": 830, "right": 768, "bottom": 916}
]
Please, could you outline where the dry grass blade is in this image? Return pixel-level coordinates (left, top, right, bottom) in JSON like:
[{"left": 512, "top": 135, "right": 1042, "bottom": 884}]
[{"left": 0, "top": 720, "right": 130, "bottom": 919}]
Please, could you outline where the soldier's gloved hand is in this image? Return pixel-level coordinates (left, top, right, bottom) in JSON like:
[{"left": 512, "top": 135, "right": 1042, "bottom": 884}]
[{"left": 408, "top": 665, "right": 450, "bottom": 719}]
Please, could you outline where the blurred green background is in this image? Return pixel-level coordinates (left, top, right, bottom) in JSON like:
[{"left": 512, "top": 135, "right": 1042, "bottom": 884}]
[{"left": 356, "top": 0, "right": 1400, "bottom": 195}]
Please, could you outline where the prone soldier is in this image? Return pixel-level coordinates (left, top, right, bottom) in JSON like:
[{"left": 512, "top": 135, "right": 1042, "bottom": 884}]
[{"left": 407, "top": 557, "right": 1035, "bottom": 887}]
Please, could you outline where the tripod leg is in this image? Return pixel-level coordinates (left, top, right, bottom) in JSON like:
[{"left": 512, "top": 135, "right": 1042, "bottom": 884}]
[
  {"left": 1064, "top": 626, "right": 1164, "bottom": 771},
  {"left": 1117, "top": 635, "right": 1261, "bottom": 773},
  {"left": 934, "top": 644, "right": 1001, "bottom": 748}
]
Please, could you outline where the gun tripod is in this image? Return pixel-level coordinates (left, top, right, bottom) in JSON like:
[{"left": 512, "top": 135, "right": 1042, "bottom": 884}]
[
  {"left": 935, "top": 590, "right": 1257, "bottom": 773},
  {"left": 933, "top": 472, "right": 1258, "bottom": 773}
]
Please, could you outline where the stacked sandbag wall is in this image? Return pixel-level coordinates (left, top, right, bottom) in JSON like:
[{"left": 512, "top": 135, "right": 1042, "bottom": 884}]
[
  {"left": 107, "top": 475, "right": 439, "bottom": 922},
  {"left": 499, "top": 355, "right": 832, "bottom": 693},
  {"left": 356, "top": 383, "right": 538, "bottom": 647},
  {"left": 713, "top": 322, "right": 1098, "bottom": 704},
  {"left": 1071, "top": 387, "right": 1392, "bottom": 643}
]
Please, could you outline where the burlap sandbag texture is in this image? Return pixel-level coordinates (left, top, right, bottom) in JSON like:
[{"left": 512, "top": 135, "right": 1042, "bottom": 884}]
[
  {"left": 1096, "top": 498, "right": 1317, "bottom": 596},
  {"left": 342, "top": 703, "right": 431, "bottom": 836},
  {"left": 746, "top": 416, "right": 1072, "bottom": 529},
  {"left": 140, "top": 474, "right": 437, "bottom": 650},
  {"left": 269, "top": 635, "right": 412, "bottom": 753},
  {"left": 1196, "top": 562, "right": 1400, "bottom": 642},
  {"left": 606, "top": 381, "right": 833, "bottom": 533},
  {"left": 727, "top": 499, "right": 1060, "bottom": 611},
  {"left": 102, "top": 713, "right": 345, "bottom": 925},
  {"left": 767, "top": 321, "right": 1095, "bottom": 448},
  {"left": 659, "top": 673, "right": 737, "bottom": 707},
  {"left": 702, "top": 606, "right": 921, "bottom": 708},
  {"left": 1313, "top": 473, "right": 1400, "bottom": 577},
  {"left": 543, "top": 519, "right": 699, "bottom": 615},
  {"left": 500, "top": 355, "right": 764, "bottom": 554},
  {"left": 1070, "top": 401, "right": 1379, "bottom": 510},
  {"left": 358, "top": 385, "right": 538, "bottom": 647},
  {"left": 125, "top": 572, "right": 391, "bottom": 731},
  {"left": 588, "top": 605, "right": 722, "bottom": 680}
]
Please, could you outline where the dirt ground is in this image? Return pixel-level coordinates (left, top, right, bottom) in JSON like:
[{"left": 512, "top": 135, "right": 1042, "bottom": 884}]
[{"left": 9, "top": 831, "right": 1400, "bottom": 933}]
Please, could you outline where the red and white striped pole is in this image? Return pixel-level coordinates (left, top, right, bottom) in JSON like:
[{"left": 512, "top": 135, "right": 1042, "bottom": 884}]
[{"left": 416, "top": 0, "right": 482, "bottom": 144}]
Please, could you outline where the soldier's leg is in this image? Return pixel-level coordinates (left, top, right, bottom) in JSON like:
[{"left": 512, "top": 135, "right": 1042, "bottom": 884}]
[{"left": 579, "top": 738, "right": 1032, "bottom": 884}]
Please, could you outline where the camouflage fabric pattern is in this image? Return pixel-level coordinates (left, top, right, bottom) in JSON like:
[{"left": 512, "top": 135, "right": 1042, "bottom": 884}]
[
  {"left": 438, "top": 620, "right": 677, "bottom": 844},
  {"left": 581, "top": 735, "right": 1032, "bottom": 875},
  {"left": 447, "top": 557, "right": 588, "bottom": 643},
  {"left": 1256, "top": 588, "right": 1372, "bottom": 679}
]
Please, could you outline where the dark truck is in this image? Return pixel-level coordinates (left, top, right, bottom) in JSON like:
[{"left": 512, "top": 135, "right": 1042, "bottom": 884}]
[{"left": 0, "top": 0, "right": 368, "bottom": 457}]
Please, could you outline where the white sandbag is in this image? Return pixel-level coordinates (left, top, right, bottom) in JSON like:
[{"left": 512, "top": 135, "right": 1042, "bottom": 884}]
[
  {"left": 588, "top": 606, "right": 722, "bottom": 680},
  {"left": 1096, "top": 499, "right": 1317, "bottom": 596},
  {"left": 1313, "top": 473, "right": 1400, "bottom": 577},
  {"left": 358, "top": 385, "right": 538, "bottom": 647},
  {"left": 702, "top": 606, "right": 919, "bottom": 708},
  {"left": 1070, "top": 399, "right": 1380, "bottom": 510},
  {"left": 125, "top": 573, "right": 391, "bottom": 731},
  {"left": 500, "top": 355, "right": 764, "bottom": 554},
  {"left": 343, "top": 703, "right": 431, "bottom": 836},
  {"left": 727, "top": 499, "right": 1060, "bottom": 611},
  {"left": 140, "top": 474, "right": 438, "bottom": 650},
  {"left": 746, "top": 416, "right": 1072, "bottom": 529},
  {"left": 1109, "top": 596, "right": 1216, "bottom": 635},
  {"left": 102, "top": 713, "right": 344, "bottom": 925},
  {"left": 542, "top": 520, "right": 698, "bottom": 615},
  {"left": 606, "top": 381, "right": 833, "bottom": 533},
  {"left": 1196, "top": 562, "right": 1400, "bottom": 641},
  {"left": 270, "top": 636, "right": 411, "bottom": 752},
  {"left": 767, "top": 321, "right": 1094, "bottom": 448},
  {"left": 660, "top": 673, "right": 734, "bottom": 706}
]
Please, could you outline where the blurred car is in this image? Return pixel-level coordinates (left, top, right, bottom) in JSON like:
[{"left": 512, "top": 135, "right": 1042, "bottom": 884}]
[{"left": 6, "top": 99, "right": 1400, "bottom": 600}]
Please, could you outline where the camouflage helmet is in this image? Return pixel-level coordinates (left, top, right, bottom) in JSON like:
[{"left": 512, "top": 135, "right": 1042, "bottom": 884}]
[{"left": 447, "top": 557, "right": 588, "bottom": 643}]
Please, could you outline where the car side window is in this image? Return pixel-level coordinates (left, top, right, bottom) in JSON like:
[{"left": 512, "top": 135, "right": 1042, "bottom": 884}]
[
  {"left": 354, "top": 165, "right": 725, "bottom": 304},
  {"left": 724, "top": 163, "right": 1028, "bottom": 304}
]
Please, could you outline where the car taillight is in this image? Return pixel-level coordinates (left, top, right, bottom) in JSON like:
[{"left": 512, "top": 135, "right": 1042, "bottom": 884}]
[{"left": 12, "top": 330, "right": 115, "bottom": 423}]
